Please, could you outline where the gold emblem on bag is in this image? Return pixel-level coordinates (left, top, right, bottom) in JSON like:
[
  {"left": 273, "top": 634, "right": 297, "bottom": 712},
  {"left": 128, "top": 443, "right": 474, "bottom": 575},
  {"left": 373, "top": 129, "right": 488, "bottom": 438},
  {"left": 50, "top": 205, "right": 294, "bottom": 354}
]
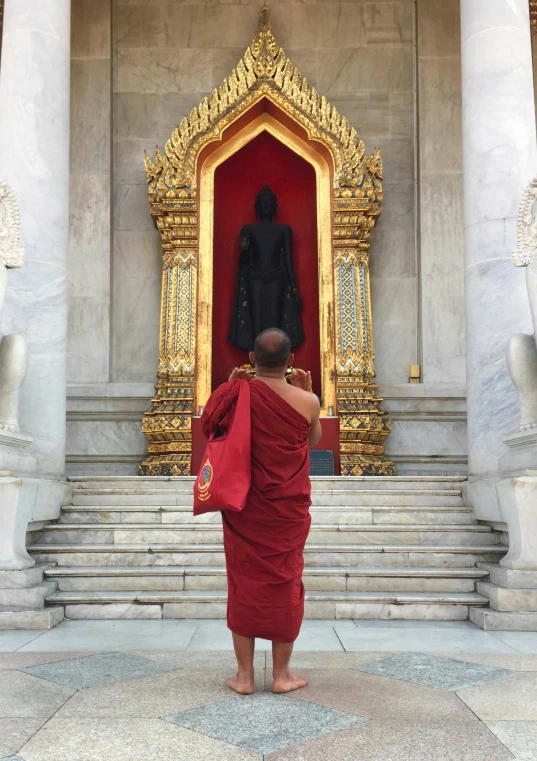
[{"left": 197, "top": 458, "right": 213, "bottom": 501}]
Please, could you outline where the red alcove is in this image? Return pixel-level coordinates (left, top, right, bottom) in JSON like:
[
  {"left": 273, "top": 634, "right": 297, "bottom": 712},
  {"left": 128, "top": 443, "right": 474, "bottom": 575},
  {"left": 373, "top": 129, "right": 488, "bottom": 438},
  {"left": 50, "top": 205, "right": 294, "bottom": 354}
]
[{"left": 211, "top": 130, "right": 321, "bottom": 396}]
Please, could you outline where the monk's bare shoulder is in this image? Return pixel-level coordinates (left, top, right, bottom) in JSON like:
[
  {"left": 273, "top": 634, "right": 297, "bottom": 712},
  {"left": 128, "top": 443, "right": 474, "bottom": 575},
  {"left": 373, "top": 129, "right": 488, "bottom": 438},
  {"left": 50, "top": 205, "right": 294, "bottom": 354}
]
[{"left": 285, "top": 385, "right": 319, "bottom": 422}]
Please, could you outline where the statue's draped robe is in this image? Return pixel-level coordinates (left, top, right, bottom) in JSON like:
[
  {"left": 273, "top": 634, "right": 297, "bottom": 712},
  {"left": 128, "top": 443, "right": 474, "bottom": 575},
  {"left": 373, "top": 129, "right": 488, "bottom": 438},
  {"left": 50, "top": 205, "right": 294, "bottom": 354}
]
[
  {"left": 229, "top": 226, "right": 305, "bottom": 350},
  {"left": 201, "top": 379, "right": 311, "bottom": 642}
]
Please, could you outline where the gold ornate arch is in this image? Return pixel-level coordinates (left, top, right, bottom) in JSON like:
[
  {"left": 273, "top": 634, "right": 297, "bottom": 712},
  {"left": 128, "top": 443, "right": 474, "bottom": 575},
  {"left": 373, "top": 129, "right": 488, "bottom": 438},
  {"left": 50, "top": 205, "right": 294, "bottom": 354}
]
[
  {"left": 196, "top": 112, "right": 334, "bottom": 413},
  {"left": 139, "top": 4, "right": 394, "bottom": 477}
]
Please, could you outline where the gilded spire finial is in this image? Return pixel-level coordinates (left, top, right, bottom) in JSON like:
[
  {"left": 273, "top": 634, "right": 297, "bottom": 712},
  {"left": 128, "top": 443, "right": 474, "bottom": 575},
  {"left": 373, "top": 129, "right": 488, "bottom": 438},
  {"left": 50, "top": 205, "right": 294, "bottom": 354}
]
[{"left": 259, "top": 3, "right": 271, "bottom": 31}]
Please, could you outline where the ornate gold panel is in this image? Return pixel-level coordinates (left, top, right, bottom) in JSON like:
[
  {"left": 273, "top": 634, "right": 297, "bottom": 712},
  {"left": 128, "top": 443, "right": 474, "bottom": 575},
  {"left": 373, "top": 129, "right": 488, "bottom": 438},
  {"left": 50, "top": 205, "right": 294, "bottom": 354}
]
[{"left": 139, "top": 4, "right": 394, "bottom": 477}]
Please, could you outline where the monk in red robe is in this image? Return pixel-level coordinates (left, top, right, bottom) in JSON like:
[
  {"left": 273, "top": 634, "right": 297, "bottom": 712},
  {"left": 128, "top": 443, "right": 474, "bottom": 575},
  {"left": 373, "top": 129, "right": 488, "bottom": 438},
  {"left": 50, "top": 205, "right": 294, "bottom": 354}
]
[{"left": 201, "top": 328, "right": 322, "bottom": 694}]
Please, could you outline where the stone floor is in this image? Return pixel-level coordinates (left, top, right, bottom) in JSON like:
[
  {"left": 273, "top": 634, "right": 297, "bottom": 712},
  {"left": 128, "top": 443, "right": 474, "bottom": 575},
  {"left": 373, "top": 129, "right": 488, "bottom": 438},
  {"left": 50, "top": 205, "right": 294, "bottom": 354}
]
[{"left": 1, "top": 620, "right": 537, "bottom": 760}]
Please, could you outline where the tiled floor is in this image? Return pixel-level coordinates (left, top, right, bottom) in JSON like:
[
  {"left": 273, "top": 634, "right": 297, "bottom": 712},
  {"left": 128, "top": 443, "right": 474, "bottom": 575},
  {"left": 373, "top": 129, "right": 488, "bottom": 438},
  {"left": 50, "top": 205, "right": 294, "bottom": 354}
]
[
  {"left": 1, "top": 620, "right": 537, "bottom": 760},
  {"left": 3, "top": 618, "right": 537, "bottom": 654}
]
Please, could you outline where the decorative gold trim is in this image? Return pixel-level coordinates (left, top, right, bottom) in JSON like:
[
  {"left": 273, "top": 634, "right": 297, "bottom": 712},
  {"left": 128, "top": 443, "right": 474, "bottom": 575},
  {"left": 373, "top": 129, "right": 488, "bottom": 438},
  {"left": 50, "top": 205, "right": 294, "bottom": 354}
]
[
  {"left": 531, "top": 0, "right": 537, "bottom": 35},
  {"left": 140, "top": 3, "right": 394, "bottom": 477},
  {"left": 197, "top": 112, "right": 335, "bottom": 413},
  {"left": 144, "top": 4, "right": 383, "bottom": 200}
]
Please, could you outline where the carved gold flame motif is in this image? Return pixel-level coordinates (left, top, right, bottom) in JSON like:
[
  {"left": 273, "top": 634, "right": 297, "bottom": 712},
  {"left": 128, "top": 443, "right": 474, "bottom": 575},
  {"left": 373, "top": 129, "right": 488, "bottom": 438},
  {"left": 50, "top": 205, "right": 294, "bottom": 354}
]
[{"left": 140, "top": 3, "right": 395, "bottom": 477}]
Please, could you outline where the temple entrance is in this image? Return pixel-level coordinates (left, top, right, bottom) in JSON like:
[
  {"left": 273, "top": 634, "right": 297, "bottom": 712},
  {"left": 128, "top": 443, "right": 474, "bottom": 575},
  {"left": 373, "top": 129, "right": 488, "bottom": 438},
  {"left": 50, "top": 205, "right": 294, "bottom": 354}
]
[{"left": 139, "top": 8, "right": 394, "bottom": 478}]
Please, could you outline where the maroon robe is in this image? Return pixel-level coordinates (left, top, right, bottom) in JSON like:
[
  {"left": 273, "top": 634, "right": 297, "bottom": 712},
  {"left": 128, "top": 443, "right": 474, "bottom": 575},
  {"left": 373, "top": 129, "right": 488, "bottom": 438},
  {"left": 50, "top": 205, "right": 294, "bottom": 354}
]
[{"left": 201, "top": 379, "right": 312, "bottom": 642}]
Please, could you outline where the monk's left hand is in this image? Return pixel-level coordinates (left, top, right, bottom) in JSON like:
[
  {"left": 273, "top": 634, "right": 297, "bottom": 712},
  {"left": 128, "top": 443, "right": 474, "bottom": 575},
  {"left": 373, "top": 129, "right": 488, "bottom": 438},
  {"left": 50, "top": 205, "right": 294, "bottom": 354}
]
[
  {"left": 289, "top": 368, "right": 313, "bottom": 393},
  {"left": 229, "top": 367, "right": 254, "bottom": 382}
]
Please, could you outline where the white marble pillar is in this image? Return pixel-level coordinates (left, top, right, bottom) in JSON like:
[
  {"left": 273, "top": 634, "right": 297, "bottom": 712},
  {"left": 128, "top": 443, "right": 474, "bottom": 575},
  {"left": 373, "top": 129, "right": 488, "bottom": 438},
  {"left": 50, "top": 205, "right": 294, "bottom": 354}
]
[
  {"left": 461, "top": 0, "right": 537, "bottom": 519},
  {"left": 0, "top": 0, "right": 71, "bottom": 478}
]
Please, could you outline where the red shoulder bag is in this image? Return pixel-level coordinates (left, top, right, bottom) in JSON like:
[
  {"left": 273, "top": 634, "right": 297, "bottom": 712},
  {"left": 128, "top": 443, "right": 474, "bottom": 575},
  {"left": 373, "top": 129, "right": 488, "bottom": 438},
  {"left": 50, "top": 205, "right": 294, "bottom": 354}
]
[{"left": 193, "top": 380, "right": 251, "bottom": 515}]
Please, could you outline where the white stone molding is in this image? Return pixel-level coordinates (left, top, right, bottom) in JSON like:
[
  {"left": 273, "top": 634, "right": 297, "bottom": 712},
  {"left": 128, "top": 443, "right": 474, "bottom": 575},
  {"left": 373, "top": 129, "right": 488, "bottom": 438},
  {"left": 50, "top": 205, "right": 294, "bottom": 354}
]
[
  {"left": 498, "top": 476, "right": 537, "bottom": 572},
  {"left": 0, "top": 478, "right": 34, "bottom": 570},
  {"left": 461, "top": 0, "right": 537, "bottom": 493},
  {"left": 507, "top": 176, "right": 537, "bottom": 431},
  {"left": 0, "top": 0, "right": 71, "bottom": 478},
  {"left": 0, "top": 178, "right": 23, "bottom": 269},
  {"left": 0, "top": 260, "right": 28, "bottom": 434}
]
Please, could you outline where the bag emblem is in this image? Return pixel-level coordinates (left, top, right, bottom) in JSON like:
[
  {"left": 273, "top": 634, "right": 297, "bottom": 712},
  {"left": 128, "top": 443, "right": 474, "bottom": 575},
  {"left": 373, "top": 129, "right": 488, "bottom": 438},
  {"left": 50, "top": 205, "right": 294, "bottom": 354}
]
[{"left": 197, "top": 458, "right": 213, "bottom": 501}]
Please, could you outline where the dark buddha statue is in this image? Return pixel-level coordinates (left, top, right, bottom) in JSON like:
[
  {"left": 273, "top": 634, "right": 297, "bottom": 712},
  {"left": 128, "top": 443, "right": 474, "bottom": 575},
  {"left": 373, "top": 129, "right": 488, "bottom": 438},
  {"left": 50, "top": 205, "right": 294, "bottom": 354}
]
[{"left": 229, "top": 186, "right": 305, "bottom": 351}]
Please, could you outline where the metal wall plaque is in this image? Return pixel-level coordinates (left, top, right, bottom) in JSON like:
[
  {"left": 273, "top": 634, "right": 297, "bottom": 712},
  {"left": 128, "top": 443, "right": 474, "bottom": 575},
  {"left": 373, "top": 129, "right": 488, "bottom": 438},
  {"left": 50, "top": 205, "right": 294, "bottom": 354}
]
[{"left": 309, "top": 450, "right": 335, "bottom": 476}]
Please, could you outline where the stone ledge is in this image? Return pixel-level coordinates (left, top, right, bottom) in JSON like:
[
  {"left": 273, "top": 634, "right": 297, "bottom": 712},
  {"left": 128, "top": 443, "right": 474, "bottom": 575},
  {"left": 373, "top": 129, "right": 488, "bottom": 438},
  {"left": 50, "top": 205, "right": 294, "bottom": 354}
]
[
  {"left": 479, "top": 562, "right": 537, "bottom": 590},
  {"left": 0, "top": 607, "right": 64, "bottom": 630},
  {"left": 476, "top": 581, "right": 537, "bottom": 612},
  {"left": 469, "top": 606, "right": 537, "bottom": 631},
  {"left": 0, "top": 563, "right": 54, "bottom": 589},
  {"left": 504, "top": 429, "right": 537, "bottom": 449},
  {"left": 0, "top": 430, "right": 32, "bottom": 449},
  {"left": 66, "top": 382, "right": 468, "bottom": 400}
]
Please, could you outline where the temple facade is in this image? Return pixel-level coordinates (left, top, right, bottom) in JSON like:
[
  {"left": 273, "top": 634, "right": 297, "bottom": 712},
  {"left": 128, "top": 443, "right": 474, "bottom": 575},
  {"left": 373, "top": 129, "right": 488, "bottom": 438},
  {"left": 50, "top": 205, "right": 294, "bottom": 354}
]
[{"left": 1, "top": 0, "right": 537, "bottom": 630}]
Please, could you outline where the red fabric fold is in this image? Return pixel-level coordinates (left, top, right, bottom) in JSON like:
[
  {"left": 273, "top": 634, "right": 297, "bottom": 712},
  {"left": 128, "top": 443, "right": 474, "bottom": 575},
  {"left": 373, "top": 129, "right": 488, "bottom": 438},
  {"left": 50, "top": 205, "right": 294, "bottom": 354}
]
[{"left": 201, "top": 379, "right": 312, "bottom": 642}]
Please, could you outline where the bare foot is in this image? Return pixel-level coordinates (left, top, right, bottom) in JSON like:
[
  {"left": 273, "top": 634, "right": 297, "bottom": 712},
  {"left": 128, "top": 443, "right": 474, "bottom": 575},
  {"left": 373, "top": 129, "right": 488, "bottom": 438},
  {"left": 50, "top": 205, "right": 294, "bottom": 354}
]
[
  {"left": 226, "top": 673, "right": 255, "bottom": 695},
  {"left": 272, "top": 672, "right": 308, "bottom": 694}
]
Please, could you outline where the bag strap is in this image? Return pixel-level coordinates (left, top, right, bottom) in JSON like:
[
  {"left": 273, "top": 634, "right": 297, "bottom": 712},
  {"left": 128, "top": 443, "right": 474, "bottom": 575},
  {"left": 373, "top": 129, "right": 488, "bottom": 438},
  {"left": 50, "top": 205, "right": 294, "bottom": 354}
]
[{"left": 235, "top": 378, "right": 251, "bottom": 418}]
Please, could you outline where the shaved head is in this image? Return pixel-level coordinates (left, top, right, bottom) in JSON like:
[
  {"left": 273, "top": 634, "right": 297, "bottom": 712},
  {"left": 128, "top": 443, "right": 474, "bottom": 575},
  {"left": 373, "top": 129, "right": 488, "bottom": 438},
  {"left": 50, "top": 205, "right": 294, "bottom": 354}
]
[{"left": 253, "top": 328, "right": 291, "bottom": 370}]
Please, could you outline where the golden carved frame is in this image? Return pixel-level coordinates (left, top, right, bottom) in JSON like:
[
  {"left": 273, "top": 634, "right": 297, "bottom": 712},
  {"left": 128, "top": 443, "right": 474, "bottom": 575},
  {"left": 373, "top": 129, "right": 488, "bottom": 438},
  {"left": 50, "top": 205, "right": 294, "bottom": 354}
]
[
  {"left": 140, "top": 5, "right": 394, "bottom": 477},
  {"left": 197, "top": 112, "right": 335, "bottom": 413}
]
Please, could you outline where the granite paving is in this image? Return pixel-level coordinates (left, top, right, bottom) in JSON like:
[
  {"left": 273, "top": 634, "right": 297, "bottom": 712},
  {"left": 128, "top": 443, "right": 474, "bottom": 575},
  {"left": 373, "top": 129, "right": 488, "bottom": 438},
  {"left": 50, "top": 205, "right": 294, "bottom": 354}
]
[
  {"left": 486, "top": 720, "right": 537, "bottom": 760},
  {"left": 266, "top": 718, "right": 516, "bottom": 761},
  {"left": 165, "top": 693, "right": 367, "bottom": 754},
  {"left": 284, "top": 667, "right": 480, "bottom": 722},
  {"left": 15, "top": 718, "right": 259, "bottom": 761},
  {"left": 0, "top": 719, "right": 45, "bottom": 759},
  {"left": 354, "top": 653, "right": 513, "bottom": 690},
  {"left": 0, "top": 671, "right": 75, "bottom": 719},
  {"left": 1, "top": 622, "right": 536, "bottom": 761},
  {"left": 457, "top": 672, "right": 537, "bottom": 720},
  {"left": 23, "top": 652, "right": 177, "bottom": 689},
  {"left": 54, "top": 668, "right": 266, "bottom": 719}
]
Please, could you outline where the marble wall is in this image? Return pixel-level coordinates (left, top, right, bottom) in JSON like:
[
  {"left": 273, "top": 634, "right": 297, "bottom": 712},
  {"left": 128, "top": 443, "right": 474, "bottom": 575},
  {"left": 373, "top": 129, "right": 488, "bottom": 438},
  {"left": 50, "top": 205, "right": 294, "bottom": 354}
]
[
  {"left": 417, "top": 0, "right": 465, "bottom": 385},
  {"left": 110, "top": 0, "right": 419, "bottom": 384},
  {"left": 66, "top": 0, "right": 468, "bottom": 474},
  {"left": 68, "top": 0, "right": 111, "bottom": 383}
]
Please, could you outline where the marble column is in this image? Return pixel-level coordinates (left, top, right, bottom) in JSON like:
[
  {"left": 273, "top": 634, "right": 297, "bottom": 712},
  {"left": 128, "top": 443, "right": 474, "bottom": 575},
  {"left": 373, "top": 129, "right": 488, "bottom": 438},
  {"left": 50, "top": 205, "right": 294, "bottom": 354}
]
[
  {"left": 461, "top": 0, "right": 537, "bottom": 520},
  {"left": 0, "top": 0, "right": 71, "bottom": 478}
]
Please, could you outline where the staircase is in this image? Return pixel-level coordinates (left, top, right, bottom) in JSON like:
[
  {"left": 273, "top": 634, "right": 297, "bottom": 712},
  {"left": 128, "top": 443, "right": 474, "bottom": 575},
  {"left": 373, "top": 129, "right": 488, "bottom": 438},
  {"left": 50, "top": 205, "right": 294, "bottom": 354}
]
[{"left": 28, "top": 476, "right": 506, "bottom": 621}]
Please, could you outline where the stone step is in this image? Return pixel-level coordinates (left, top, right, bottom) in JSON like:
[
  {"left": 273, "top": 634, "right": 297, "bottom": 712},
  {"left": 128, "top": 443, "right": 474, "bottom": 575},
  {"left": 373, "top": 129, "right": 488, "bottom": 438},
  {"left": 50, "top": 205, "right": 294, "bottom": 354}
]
[
  {"left": 0, "top": 607, "right": 64, "bottom": 630},
  {"left": 476, "top": 581, "right": 537, "bottom": 612},
  {"left": 33, "top": 523, "right": 498, "bottom": 548},
  {"left": 47, "top": 589, "right": 487, "bottom": 621},
  {"left": 45, "top": 565, "right": 489, "bottom": 593},
  {"left": 30, "top": 543, "right": 506, "bottom": 568},
  {"left": 47, "top": 589, "right": 488, "bottom": 605},
  {"left": 0, "top": 582, "right": 56, "bottom": 610},
  {"left": 70, "top": 489, "right": 464, "bottom": 507},
  {"left": 470, "top": 607, "right": 537, "bottom": 631},
  {"left": 69, "top": 476, "right": 466, "bottom": 492},
  {"left": 60, "top": 505, "right": 476, "bottom": 526}
]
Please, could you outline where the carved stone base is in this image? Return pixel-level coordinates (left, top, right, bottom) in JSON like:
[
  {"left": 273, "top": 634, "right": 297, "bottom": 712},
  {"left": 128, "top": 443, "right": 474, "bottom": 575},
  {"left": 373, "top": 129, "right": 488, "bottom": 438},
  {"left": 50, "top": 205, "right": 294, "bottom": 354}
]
[
  {"left": 139, "top": 377, "right": 193, "bottom": 476},
  {"left": 338, "top": 376, "right": 395, "bottom": 476},
  {"left": 0, "top": 429, "right": 35, "bottom": 475},
  {"left": 139, "top": 449, "right": 191, "bottom": 477},
  {"left": 340, "top": 454, "right": 396, "bottom": 477}
]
